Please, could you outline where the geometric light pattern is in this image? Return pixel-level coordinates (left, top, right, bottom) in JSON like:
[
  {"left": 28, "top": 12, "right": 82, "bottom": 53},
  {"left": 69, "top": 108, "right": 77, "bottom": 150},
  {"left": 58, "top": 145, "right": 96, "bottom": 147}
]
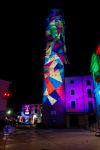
[{"left": 43, "top": 8, "right": 66, "bottom": 105}]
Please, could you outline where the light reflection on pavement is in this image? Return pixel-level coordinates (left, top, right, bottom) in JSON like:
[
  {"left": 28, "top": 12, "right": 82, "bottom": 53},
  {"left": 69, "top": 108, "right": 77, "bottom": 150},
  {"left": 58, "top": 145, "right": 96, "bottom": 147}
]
[{"left": 5, "top": 128, "right": 100, "bottom": 150}]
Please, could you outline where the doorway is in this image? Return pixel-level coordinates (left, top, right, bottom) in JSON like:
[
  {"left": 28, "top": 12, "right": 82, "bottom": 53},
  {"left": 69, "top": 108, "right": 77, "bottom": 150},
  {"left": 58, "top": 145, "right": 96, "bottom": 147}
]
[{"left": 70, "top": 114, "right": 79, "bottom": 128}]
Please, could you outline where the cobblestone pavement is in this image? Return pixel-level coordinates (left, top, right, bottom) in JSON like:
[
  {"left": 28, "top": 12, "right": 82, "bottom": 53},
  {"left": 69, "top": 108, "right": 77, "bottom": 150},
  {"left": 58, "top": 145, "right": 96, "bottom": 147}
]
[
  {"left": 0, "top": 126, "right": 15, "bottom": 150},
  {"left": 5, "top": 128, "right": 100, "bottom": 150}
]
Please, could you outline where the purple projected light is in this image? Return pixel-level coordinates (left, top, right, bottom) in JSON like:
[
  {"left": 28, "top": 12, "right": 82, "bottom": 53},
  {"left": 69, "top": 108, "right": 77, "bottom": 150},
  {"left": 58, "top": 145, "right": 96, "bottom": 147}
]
[{"left": 65, "top": 75, "right": 95, "bottom": 113}]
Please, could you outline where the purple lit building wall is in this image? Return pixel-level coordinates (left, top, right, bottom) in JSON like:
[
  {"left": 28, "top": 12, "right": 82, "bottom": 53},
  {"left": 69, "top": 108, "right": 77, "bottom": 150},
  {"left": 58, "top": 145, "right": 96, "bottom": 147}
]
[
  {"left": 65, "top": 75, "right": 95, "bottom": 113},
  {"left": 42, "top": 74, "right": 96, "bottom": 128},
  {"left": 65, "top": 75, "right": 96, "bottom": 128}
]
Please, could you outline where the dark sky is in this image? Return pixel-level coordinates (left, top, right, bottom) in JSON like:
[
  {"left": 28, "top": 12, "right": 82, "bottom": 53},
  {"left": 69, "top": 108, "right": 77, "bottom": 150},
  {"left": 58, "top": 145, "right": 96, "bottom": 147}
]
[{"left": 0, "top": 0, "right": 100, "bottom": 106}]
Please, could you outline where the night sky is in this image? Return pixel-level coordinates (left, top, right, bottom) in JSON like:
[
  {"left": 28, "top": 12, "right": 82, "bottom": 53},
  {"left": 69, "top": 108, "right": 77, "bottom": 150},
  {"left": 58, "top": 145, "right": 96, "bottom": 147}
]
[{"left": 0, "top": 1, "right": 100, "bottom": 108}]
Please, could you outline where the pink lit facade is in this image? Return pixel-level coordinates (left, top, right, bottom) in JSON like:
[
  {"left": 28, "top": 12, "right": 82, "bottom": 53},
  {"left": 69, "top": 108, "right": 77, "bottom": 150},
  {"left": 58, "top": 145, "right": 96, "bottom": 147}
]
[
  {"left": 65, "top": 75, "right": 95, "bottom": 113},
  {"left": 17, "top": 104, "right": 42, "bottom": 125},
  {"left": 65, "top": 75, "right": 96, "bottom": 128},
  {"left": 0, "top": 79, "right": 11, "bottom": 112}
]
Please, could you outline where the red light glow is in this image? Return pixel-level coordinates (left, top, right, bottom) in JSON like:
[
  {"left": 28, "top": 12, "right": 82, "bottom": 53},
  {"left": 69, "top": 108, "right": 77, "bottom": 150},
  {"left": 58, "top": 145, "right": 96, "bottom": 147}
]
[
  {"left": 3, "top": 92, "right": 10, "bottom": 97},
  {"left": 96, "top": 44, "right": 100, "bottom": 55}
]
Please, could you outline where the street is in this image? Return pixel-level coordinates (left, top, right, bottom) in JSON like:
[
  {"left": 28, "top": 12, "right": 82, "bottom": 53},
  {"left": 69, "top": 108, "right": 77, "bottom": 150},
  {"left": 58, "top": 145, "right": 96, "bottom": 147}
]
[{"left": 5, "top": 128, "right": 100, "bottom": 150}]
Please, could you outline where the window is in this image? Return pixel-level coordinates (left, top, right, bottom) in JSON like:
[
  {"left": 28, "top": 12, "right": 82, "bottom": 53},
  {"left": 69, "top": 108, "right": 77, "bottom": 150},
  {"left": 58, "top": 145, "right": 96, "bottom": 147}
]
[
  {"left": 71, "top": 101, "right": 76, "bottom": 109},
  {"left": 70, "top": 80, "right": 74, "bottom": 84},
  {"left": 71, "top": 89, "right": 75, "bottom": 95},
  {"left": 87, "top": 89, "right": 92, "bottom": 97},
  {"left": 88, "top": 101, "right": 94, "bottom": 112},
  {"left": 87, "top": 80, "right": 91, "bottom": 85}
]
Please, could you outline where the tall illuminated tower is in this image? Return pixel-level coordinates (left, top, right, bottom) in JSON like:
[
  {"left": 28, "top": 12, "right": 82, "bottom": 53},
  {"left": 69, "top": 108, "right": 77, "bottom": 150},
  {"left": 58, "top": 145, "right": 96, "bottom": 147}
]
[{"left": 43, "top": 9, "right": 66, "bottom": 127}]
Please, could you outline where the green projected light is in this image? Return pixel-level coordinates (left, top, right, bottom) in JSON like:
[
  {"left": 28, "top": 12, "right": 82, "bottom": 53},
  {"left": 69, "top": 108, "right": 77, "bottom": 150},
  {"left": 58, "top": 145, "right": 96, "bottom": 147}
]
[{"left": 90, "top": 53, "right": 99, "bottom": 74}]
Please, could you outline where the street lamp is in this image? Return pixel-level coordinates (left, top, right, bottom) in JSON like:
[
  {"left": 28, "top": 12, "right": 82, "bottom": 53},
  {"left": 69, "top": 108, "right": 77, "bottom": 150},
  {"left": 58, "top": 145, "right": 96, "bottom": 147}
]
[{"left": 6, "top": 110, "right": 12, "bottom": 115}]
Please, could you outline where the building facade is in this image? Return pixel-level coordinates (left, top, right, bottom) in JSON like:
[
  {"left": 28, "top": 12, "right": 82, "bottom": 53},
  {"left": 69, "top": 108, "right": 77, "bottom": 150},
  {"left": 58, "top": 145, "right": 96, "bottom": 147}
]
[
  {"left": 0, "top": 79, "right": 11, "bottom": 114},
  {"left": 18, "top": 104, "right": 42, "bottom": 125},
  {"left": 65, "top": 75, "right": 96, "bottom": 128},
  {"left": 18, "top": 75, "right": 95, "bottom": 128}
]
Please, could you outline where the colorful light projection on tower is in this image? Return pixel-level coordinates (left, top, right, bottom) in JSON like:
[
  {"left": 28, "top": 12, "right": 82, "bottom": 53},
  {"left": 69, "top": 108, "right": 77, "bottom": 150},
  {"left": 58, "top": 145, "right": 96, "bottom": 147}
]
[
  {"left": 43, "top": 9, "right": 66, "bottom": 126},
  {"left": 90, "top": 43, "right": 100, "bottom": 83},
  {"left": 96, "top": 44, "right": 100, "bottom": 55},
  {"left": 90, "top": 53, "right": 99, "bottom": 80},
  {"left": 90, "top": 44, "right": 100, "bottom": 121}
]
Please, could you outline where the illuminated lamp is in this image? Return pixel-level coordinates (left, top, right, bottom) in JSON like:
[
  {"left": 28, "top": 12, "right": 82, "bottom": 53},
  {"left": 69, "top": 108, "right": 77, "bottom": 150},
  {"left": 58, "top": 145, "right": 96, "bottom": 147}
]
[
  {"left": 6, "top": 110, "right": 12, "bottom": 115},
  {"left": 96, "top": 44, "right": 100, "bottom": 55},
  {"left": 7, "top": 93, "right": 10, "bottom": 96},
  {"left": 3, "top": 92, "right": 10, "bottom": 97},
  {"left": 4, "top": 92, "right": 7, "bottom": 96},
  {"left": 98, "top": 90, "right": 100, "bottom": 94}
]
